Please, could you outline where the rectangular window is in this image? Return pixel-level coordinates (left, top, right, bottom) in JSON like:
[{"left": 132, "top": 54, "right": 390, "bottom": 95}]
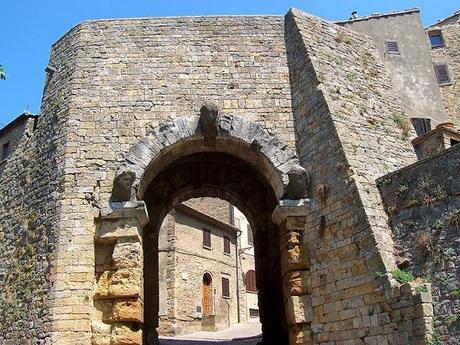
[
  {"left": 434, "top": 64, "right": 451, "bottom": 85},
  {"left": 247, "top": 224, "right": 253, "bottom": 246},
  {"left": 2, "top": 142, "right": 10, "bottom": 160},
  {"left": 222, "top": 277, "right": 230, "bottom": 298},
  {"left": 249, "top": 308, "right": 260, "bottom": 318},
  {"left": 246, "top": 270, "right": 257, "bottom": 292},
  {"left": 429, "top": 30, "right": 444, "bottom": 47},
  {"left": 223, "top": 236, "right": 230, "bottom": 255},
  {"left": 385, "top": 40, "right": 400, "bottom": 54},
  {"left": 203, "top": 228, "right": 211, "bottom": 248}
]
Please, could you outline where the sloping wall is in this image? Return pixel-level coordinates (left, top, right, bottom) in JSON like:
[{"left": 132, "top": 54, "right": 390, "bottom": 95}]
[{"left": 285, "top": 8, "right": 431, "bottom": 344}]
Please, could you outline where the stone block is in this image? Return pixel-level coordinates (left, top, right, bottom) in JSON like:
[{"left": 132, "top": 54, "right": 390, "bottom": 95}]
[
  {"left": 108, "top": 269, "right": 143, "bottom": 298},
  {"left": 112, "top": 239, "right": 142, "bottom": 269},
  {"left": 284, "top": 270, "right": 311, "bottom": 297},
  {"left": 110, "top": 324, "right": 142, "bottom": 345},
  {"left": 286, "top": 295, "right": 313, "bottom": 325},
  {"left": 94, "top": 271, "right": 112, "bottom": 299},
  {"left": 112, "top": 298, "right": 143, "bottom": 323},
  {"left": 96, "top": 219, "right": 142, "bottom": 244},
  {"left": 281, "top": 244, "right": 311, "bottom": 273}
]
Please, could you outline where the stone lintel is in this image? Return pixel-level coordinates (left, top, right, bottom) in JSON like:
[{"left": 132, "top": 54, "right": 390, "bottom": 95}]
[
  {"left": 272, "top": 199, "right": 310, "bottom": 226},
  {"left": 99, "top": 201, "right": 149, "bottom": 227}
]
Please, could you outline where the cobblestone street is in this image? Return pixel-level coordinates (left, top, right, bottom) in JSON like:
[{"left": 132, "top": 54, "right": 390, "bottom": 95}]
[{"left": 159, "top": 322, "right": 262, "bottom": 345}]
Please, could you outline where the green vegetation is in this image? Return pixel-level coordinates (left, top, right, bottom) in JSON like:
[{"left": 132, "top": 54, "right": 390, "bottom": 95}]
[
  {"left": 448, "top": 289, "right": 460, "bottom": 299},
  {"left": 335, "top": 31, "right": 352, "bottom": 44},
  {"left": 375, "top": 271, "right": 385, "bottom": 279},
  {"left": 428, "top": 330, "right": 441, "bottom": 345},
  {"left": 392, "top": 113, "right": 411, "bottom": 138},
  {"left": 395, "top": 184, "right": 409, "bottom": 196},
  {"left": 447, "top": 207, "right": 460, "bottom": 229},
  {"left": 415, "top": 285, "right": 428, "bottom": 293},
  {"left": 391, "top": 269, "right": 414, "bottom": 284},
  {"left": 0, "top": 65, "right": 5, "bottom": 80},
  {"left": 346, "top": 72, "right": 356, "bottom": 82},
  {"left": 433, "top": 218, "right": 444, "bottom": 231}
]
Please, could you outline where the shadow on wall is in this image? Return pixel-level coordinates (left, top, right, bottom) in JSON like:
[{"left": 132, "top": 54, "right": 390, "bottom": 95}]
[{"left": 159, "top": 335, "right": 262, "bottom": 345}]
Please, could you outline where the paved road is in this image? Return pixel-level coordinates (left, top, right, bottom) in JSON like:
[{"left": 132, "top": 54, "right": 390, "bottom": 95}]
[
  {"left": 159, "top": 322, "right": 262, "bottom": 345},
  {"left": 159, "top": 336, "right": 260, "bottom": 345}
]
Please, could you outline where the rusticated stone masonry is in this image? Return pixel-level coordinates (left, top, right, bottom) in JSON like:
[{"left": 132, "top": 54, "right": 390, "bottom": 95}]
[
  {"left": 0, "top": 7, "right": 444, "bottom": 345},
  {"left": 93, "top": 202, "right": 148, "bottom": 345}
]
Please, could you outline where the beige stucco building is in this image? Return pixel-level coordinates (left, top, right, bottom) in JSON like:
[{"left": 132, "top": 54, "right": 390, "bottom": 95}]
[{"left": 157, "top": 198, "right": 258, "bottom": 336}]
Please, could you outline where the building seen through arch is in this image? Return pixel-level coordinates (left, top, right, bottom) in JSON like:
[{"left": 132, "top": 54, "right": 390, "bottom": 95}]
[{"left": 157, "top": 197, "right": 260, "bottom": 336}]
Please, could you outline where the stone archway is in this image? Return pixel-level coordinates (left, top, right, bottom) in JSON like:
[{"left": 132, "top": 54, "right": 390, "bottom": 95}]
[{"left": 94, "top": 106, "right": 311, "bottom": 345}]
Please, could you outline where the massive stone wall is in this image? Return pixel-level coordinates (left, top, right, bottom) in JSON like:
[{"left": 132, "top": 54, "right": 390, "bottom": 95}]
[
  {"left": 428, "top": 15, "right": 460, "bottom": 126},
  {"left": 0, "top": 24, "right": 80, "bottom": 344},
  {"left": 0, "top": 8, "right": 447, "bottom": 345},
  {"left": 378, "top": 144, "right": 460, "bottom": 345},
  {"left": 31, "top": 15, "right": 295, "bottom": 344},
  {"left": 285, "top": 8, "right": 432, "bottom": 345}
]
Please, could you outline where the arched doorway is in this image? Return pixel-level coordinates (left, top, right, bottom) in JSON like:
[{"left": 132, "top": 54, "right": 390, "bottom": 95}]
[
  {"left": 98, "top": 107, "right": 310, "bottom": 345},
  {"left": 142, "top": 151, "right": 285, "bottom": 344},
  {"left": 202, "top": 273, "right": 213, "bottom": 316}
]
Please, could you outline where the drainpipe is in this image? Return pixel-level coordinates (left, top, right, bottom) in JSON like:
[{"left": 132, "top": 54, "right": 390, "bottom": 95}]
[{"left": 235, "top": 228, "right": 242, "bottom": 323}]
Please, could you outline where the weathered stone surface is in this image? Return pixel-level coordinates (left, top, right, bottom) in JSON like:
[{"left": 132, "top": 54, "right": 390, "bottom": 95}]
[
  {"left": 199, "top": 104, "right": 219, "bottom": 146},
  {"left": 111, "top": 171, "right": 136, "bottom": 202},
  {"left": 108, "top": 269, "right": 143, "bottom": 298},
  {"left": 112, "top": 239, "right": 142, "bottom": 269},
  {"left": 0, "top": 7, "right": 448, "bottom": 345},
  {"left": 112, "top": 298, "right": 143, "bottom": 323},
  {"left": 286, "top": 295, "right": 313, "bottom": 325},
  {"left": 110, "top": 324, "right": 142, "bottom": 345}
]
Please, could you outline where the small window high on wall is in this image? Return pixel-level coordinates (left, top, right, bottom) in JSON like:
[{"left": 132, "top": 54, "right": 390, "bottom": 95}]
[
  {"left": 434, "top": 64, "right": 451, "bottom": 85},
  {"left": 223, "top": 236, "right": 230, "bottom": 255},
  {"left": 247, "top": 224, "right": 253, "bottom": 246},
  {"left": 2, "top": 142, "right": 10, "bottom": 160},
  {"left": 428, "top": 30, "right": 444, "bottom": 47},
  {"left": 203, "top": 228, "right": 211, "bottom": 248},
  {"left": 385, "top": 40, "right": 400, "bottom": 54}
]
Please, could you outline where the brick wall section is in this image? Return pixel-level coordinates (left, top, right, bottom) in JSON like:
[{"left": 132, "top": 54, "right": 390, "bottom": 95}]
[
  {"left": 285, "top": 9, "right": 429, "bottom": 344},
  {"left": 0, "top": 25, "right": 80, "bottom": 344},
  {"left": 377, "top": 144, "right": 460, "bottom": 345},
  {"left": 183, "top": 198, "right": 231, "bottom": 225},
  {"left": 428, "top": 15, "right": 460, "bottom": 126}
]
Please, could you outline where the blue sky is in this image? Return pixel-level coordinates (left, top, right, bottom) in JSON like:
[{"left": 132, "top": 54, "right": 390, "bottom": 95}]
[{"left": 0, "top": 0, "right": 458, "bottom": 126}]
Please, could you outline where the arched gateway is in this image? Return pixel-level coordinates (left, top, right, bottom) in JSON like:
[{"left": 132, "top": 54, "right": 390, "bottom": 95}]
[
  {"left": 94, "top": 106, "right": 311, "bottom": 345},
  {"left": 0, "top": 9, "right": 438, "bottom": 345}
]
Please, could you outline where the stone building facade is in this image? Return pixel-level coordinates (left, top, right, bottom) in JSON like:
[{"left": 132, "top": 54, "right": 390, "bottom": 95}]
[
  {"left": 0, "top": 7, "right": 459, "bottom": 345},
  {"left": 426, "top": 11, "right": 460, "bottom": 126},
  {"left": 157, "top": 197, "right": 256, "bottom": 336},
  {"left": 338, "top": 9, "right": 446, "bottom": 125},
  {"left": 0, "top": 112, "right": 37, "bottom": 176}
]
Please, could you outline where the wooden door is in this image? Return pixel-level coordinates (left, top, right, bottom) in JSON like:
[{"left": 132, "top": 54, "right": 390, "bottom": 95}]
[{"left": 202, "top": 274, "right": 212, "bottom": 315}]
